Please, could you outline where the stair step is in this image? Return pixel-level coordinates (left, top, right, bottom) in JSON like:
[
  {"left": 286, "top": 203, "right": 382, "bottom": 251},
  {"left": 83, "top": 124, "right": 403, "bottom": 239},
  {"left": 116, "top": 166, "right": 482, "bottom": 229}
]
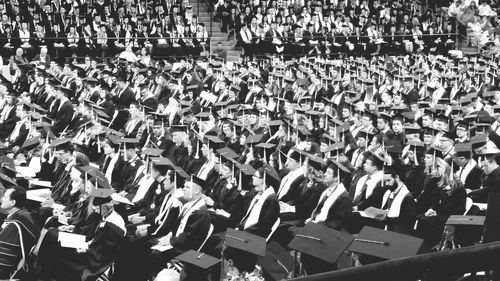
[{"left": 210, "top": 41, "right": 234, "bottom": 46}]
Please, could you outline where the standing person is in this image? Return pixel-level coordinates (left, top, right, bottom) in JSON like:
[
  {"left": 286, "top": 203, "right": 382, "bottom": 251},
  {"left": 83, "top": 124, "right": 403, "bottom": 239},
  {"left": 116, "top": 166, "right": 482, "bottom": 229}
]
[
  {"left": 0, "top": 187, "right": 40, "bottom": 279},
  {"left": 480, "top": 149, "right": 500, "bottom": 280}
]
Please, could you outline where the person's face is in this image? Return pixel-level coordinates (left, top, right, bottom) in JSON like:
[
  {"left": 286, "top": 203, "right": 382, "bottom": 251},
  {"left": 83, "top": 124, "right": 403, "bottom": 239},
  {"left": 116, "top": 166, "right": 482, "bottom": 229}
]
[
  {"left": 392, "top": 120, "right": 403, "bottom": 133},
  {"left": 455, "top": 155, "right": 469, "bottom": 167},
  {"left": 363, "top": 159, "right": 376, "bottom": 174},
  {"left": 323, "top": 168, "right": 337, "bottom": 184},
  {"left": 102, "top": 142, "right": 114, "bottom": 155},
  {"left": 342, "top": 108, "right": 350, "bottom": 119},
  {"left": 183, "top": 182, "right": 197, "bottom": 200},
  {"left": 481, "top": 158, "right": 497, "bottom": 175},
  {"left": 222, "top": 124, "right": 233, "bottom": 138},
  {"left": 424, "top": 154, "right": 435, "bottom": 167},
  {"left": 456, "top": 126, "right": 467, "bottom": 138},
  {"left": 436, "top": 120, "right": 447, "bottom": 131},
  {"left": 368, "top": 137, "right": 379, "bottom": 151},
  {"left": 16, "top": 48, "right": 23, "bottom": 56},
  {"left": 377, "top": 119, "right": 387, "bottom": 130},
  {"left": 422, "top": 116, "right": 432, "bottom": 127},
  {"left": 285, "top": 158, "right": 299, "bottom": 170},
  {"left": 423, "top": 134, "right": 434, "bottom": 145},
  {"left": 252, "top": 170, "right": 264, "bottom": 189},
  {"left": 152, "top": 125, "right": 162, "bottom": 136},
  {"left": 129, "top": 104, "right": 138, "bottom": 116},
  {"left": 1, "top": 189, "right": 15, "bottom": 211},
  {"left": 356, "top": 136, "right": 366, "bottom": 148},
  {"left": 249, "top": 114, "right": 258, "bottom": 125}
]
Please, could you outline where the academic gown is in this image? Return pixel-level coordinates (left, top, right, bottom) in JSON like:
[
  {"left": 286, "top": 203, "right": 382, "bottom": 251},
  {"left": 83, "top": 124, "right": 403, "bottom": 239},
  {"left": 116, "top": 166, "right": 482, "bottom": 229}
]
[
  {"left": 416, "top": 188, "right": 466, "bottom": 246},
  {"left": 238, "top": 191, "right": 280, "bottom": 238},
  {"left": 52, "top": 100, "right": 75, "bottom": 134},
  {"left": 39, "top": 211, "right": 126, "bottom": 281},
  {"left": 0, "top": 209, "right": 40, "bottom": 279},
  {"left": 280, "top": 179, "right": 327, "bottom": 223},
  {"left": 207, "top": 178, "right": 243, "bottom": 231}
]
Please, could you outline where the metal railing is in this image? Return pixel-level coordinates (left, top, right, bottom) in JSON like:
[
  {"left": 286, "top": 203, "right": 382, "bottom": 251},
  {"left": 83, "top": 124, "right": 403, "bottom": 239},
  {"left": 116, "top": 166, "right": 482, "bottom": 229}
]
[
  {"left": 232, "top": 32, "right": 463, "bottom": 57},
  {"left": 291, "top": 241, "right": 500, "bottom": 281}
]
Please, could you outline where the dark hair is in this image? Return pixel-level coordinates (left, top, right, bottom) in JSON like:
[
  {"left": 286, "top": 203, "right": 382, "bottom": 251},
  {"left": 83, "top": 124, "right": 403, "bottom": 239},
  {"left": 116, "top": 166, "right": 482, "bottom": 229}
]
[{"left": 8, "top": 186, "right": 27, "bottom": 208}]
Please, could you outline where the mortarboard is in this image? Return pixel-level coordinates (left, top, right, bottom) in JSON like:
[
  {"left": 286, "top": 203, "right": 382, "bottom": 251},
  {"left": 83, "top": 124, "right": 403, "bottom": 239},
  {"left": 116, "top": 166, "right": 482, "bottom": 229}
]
[
  {"left": 224, "top": 228, "right": 266, "bottom": 257},
  {"left": 288, "top": 222, "right": 353, "bottom": 264},
  {"left": 446, "top": 215, "right": 485, "bottom": 226},
  {"left": 348, "top": 226, "right": 425, "bottom": 260},
  {"left": 175, "top": 250, "right": 220, "bottom": 270},
  {"left": 190, "top": 175, "right": 205, "bottom": 188}
]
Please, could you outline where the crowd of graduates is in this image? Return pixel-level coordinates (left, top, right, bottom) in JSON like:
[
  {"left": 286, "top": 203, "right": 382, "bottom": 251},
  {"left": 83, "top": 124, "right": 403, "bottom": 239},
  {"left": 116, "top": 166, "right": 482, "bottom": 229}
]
[
  {"left": 0, "top": 0, "right": 211, "bottom": 62},
  {"left": 215, "top": 0, "right": 500, "bottom": 57},
  {"left": 0, "top": 46, "right": 499, "bottom": 281}
]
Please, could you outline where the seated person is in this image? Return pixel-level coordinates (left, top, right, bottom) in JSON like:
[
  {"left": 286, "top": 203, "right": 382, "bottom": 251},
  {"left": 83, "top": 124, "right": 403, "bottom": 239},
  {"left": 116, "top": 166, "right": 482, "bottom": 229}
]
[
  {"left": 0, "top": 187, "right": 40, "bottom": 279},
  {"left": 37, "top": 191, "right": 126, "bottom": 281},
  {"left": 147, "top": 176, "right": 211, "bottom": 278}
]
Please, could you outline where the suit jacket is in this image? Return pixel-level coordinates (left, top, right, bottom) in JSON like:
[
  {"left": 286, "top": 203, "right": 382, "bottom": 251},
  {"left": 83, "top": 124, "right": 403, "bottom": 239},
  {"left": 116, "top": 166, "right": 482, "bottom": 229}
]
[{"left": 282, "top": 179, "right": 327, "bottom": 222}]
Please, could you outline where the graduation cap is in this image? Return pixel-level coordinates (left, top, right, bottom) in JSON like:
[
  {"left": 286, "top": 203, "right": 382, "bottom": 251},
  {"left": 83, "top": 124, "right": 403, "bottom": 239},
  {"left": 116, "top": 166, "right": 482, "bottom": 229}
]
[
  {"left": 48, "top": 138, "right": 71, "bottom": 149},
  {"left": 244, "top": 134, "right": 264, "bottom": 146},
  {"left": 205, "top": 135, "right": 224, "bottom": 150},
  {"left": 446, "top": 215, "right": 485, "bottom": 226},
  {"left": 426, "top": 146, "right": 444, "bottom": 159},
  {"left": 89, "top": 188, "right": 114, "bottom": 205},
  {"left": 348, "top": 226, "right": 425, "bottom": 260},
  {"left": 288, "top": 222, "right": 353, "bottom": 264},
  {"left": 22, "top": 136, "right": 41, "bottom": 151},
  {"left": 224, "top": 228, "right": 266, "bottom": 257},
  {"left": 190, "top": 175, "right": 205, "bottom": 189},
  {"left": 175, "top": 250, "right": 220, "bottom": 270},
  {"left": 455, "top": 143, "right": 472, "bottom": 157},
  {"left": 255, "top": 143, "right": 276, "bottom": 162}
]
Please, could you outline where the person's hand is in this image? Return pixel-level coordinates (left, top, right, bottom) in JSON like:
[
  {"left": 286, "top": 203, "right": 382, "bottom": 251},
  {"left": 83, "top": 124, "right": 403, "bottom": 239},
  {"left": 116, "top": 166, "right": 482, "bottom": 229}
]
[
  {"left": 76, "top": 247, "right": 88, "bottom": 253},
  {"left": 425, "top": 209, "right": 437, "bottom": 217},
  {"left": 157, "top": 234, "right": 172, "bottom": 246},
  {"left": 130, "top": 215, "right": 146, "bottom": 224},
  {"left": 42, "top": 198, "right": 55, "bottom": 208},
  {"left": 204, "top": 196, "right": 214, "bottom": 206},
  {"left": 135, "top": 227, "right": 149, "bottom": 237}
]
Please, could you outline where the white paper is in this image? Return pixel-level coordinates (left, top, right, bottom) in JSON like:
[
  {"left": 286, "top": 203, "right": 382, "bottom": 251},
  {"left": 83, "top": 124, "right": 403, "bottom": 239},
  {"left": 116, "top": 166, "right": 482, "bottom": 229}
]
[
  {"left": 26, "top": 189, "right": 51, "bottom": 202},
  {"left": 358, "top": 207, "right": 388, "bottom": 219},
  {"left": 151, "top": 244, "right": 173, "bottom": 252},
  {"left": 111, "top": 193, "right": 134, "bottom": 205},
  {"left": 200, "top": 91, "right": 217, "bottom": 104},
  {"left": 16, "top": 166, "right": 36, "bottom": 178},
  {"left": 29, "top": 180, "right": 52, "bottom": 188},
  {"left": 58, "top": 232, "right": 88, "bottom": 249}
]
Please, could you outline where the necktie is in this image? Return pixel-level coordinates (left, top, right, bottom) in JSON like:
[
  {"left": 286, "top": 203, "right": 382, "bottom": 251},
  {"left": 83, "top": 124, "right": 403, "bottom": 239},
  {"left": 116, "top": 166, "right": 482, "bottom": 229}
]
[
  {"left": 383, "top": 192, "right": 395, "bottom": 210},
  {"left": 353, "top": 176, "right": 371, "bottom": 206},
  {"left": 102, "top": 156, "right": 111, "bottom": 172}
]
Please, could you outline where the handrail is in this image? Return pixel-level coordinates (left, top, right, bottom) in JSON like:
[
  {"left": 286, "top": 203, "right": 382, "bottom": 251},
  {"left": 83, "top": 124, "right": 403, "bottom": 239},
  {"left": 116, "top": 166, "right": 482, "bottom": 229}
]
[
  {"left": 290, "top": 242, "right": 500, "bottom": 281},
  {"left": 3, "top": 32, "right": 458, "bottom": 43},
  {"left": 234, "top": 32, "right": 461, "bottom": 41}
]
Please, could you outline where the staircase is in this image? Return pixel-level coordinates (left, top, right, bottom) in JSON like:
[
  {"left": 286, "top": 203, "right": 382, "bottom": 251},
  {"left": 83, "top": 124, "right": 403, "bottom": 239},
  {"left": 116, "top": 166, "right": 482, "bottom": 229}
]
[{"left": 191, "top": 0, "right": 241, "bottom": 63}]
